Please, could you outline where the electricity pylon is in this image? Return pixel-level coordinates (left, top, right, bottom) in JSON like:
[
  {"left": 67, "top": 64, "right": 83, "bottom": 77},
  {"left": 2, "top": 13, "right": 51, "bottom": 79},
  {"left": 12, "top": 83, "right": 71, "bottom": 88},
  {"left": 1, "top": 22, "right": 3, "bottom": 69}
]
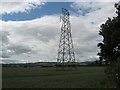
[{"left": 57, "top": 8, "right": 76, "bottom": 66}]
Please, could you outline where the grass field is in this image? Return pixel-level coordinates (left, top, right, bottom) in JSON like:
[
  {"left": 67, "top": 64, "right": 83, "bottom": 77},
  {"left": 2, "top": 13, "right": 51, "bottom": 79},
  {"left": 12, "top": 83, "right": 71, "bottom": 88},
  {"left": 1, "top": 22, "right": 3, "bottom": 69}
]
[{"left": 2, "top": 66, "right": 106, "bottom": 88}]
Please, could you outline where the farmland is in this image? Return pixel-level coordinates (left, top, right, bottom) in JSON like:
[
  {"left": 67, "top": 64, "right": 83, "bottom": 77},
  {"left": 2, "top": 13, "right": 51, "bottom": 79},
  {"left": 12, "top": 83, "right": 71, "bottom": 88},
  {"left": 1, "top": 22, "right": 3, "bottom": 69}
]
[{"left": 2, "top": 66, "right": 106, "bottom": 88}]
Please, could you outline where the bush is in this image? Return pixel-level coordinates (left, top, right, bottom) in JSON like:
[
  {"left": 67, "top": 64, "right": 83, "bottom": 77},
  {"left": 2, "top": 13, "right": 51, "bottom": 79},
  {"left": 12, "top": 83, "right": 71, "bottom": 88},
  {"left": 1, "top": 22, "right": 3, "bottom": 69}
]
[{"left": 105, "top": 57, "right": 120, "bottom": 88}]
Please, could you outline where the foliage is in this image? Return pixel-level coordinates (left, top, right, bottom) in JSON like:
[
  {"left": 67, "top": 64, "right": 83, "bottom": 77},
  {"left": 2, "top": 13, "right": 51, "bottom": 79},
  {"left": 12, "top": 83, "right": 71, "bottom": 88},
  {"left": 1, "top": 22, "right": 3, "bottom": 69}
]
[
  {"left": 105, "top": 58, "right": 120, "bottom": 88},
  {"left": 98, "top": 2, "right": 120, "bottom": 88},
  {"left": 98, "top": 3, "right": 120, "bottom": 64}
]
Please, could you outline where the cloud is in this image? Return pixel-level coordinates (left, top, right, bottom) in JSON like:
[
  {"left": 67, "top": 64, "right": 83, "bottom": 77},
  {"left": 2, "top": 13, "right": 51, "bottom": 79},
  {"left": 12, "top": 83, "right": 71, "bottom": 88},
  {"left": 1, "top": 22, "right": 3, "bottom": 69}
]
[
  {"left": 0, "top": 31, "right": 33, "bottom": 58},
  {"left": 118, "top": 1, "right": 120, "bottom": 5},
  {"left": 1, "top": 43, "right": 33, "bottom": 58},
  {"left": 0, "top": 0, "right": 45, "bottom": 15},
  {"left": 1, "top": 51, "right": 11, "bottom": 58},
  {"left": 0, "top": 15, "right": 60, "bottom": 62},
  {"left": 0, "top": 14, "right": 103, "bottom": 62},
  {"left": 69, "top": 2, "right": 118, "bottom": 61},
  {"left": 68, "top": 0, "right": 120, "bottom": 2},
  {"left": 71, "top": 2, "right": 102, "bottom": 15},
  {"left": 1, "top": 2, "right": 118, "bottom": 63},
  {"left": 0, "top": 31, "right": 10, "bottom": 44},
  {"left": 71, "top": 2, "right": 117, "bottom": 17},
  {"left": 8, "top": 44, "right": 32, "bottom": 55}
]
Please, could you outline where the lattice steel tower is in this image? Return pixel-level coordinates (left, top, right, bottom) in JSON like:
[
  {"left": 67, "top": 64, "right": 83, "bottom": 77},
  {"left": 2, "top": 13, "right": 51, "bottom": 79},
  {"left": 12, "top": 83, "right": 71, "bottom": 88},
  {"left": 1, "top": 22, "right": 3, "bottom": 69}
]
[{"left": 57, "top": 8, "right": 75, "bottom": 65}]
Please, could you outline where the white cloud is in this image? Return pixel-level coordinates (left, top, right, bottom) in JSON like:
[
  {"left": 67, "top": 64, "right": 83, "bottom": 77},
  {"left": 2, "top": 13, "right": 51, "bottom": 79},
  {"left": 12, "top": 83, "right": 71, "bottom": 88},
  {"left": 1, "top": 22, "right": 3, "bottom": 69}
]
[
  {"left": 1, "top": 2, "right": 118, "bottom": 63},
  {"left": 71, "top": 2, "right": 117, "bottom": 17},
  {"left": 0, "top": 0, "right": 45, "bottom": 15},
  {"left": 67, "top": 0, "right": 119, "bottom": 2},
  {"left": 1, "top": 0, "right": 119, "bottom": 3},
  {"left": 1, "top": 15, "right": 60, "bottom": 63},
  {"left": 69, "top": 2, "right": 118, "bottom": 62}
]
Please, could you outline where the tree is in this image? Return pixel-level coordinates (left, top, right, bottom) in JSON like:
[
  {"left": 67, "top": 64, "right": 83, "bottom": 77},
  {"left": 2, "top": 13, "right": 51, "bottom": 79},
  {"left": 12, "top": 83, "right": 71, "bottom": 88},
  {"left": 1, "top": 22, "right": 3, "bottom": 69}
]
[
  {"left": 98, "top": 2, "right": 120, "bottom": 88},
  {"left": 98, "top": 3, "right": 120, "bottom": 64}
]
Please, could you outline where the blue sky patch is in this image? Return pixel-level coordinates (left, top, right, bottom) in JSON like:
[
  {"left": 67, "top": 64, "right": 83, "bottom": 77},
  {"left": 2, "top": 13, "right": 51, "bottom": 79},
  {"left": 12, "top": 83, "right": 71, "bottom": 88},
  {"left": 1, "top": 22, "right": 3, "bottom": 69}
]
[{"left": 2, "top": 2, "right": 74, "bottom": 21}]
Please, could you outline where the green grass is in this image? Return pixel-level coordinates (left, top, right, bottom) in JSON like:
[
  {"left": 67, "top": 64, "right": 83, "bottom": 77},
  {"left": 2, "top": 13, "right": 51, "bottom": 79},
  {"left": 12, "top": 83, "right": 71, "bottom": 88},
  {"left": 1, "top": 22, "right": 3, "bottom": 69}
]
[{"left": 2, "top": 67, "right": 105, "bottom": 88}]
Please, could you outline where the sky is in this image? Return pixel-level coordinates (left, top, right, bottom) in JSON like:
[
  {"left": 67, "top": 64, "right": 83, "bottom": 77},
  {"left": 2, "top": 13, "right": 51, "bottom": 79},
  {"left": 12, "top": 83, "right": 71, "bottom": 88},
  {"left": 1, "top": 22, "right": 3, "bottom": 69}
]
[{"left": 0, "top": 0, "right": 120, "bottom": 64}]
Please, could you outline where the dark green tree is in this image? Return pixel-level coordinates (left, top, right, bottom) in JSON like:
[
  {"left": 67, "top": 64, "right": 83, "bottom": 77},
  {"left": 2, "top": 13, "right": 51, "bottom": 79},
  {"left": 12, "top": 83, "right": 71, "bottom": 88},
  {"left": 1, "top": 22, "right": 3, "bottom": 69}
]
[
  {"left": 98, "top": 3, "right": 120, "bottom": 64},
  {"left": 98, "top": 2, "right": 120, "bottom": 88}
]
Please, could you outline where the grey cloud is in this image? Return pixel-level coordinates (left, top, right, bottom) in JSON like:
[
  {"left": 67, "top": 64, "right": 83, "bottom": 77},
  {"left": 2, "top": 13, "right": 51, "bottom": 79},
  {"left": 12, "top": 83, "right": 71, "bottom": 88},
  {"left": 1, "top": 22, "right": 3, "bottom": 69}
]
[
  {"left": 0, "top": 31, "right": 10, "bottom": 44},
  {"left": 1, "top": 52, "right": 11, "bottom": 58},
  {"left": 118, "top": 1, "right": 120, "bottom": 5},
  {"left": 1, "top": 44, "right": 33, "bottom": 58},
  {"left": 8, "top": 44, "right": 32, "bottom": 55},
  {"left": 0, "top": 31, "right": 11, "bottom": 58},
  {"left": 0, "top": 47, "right": 11, "bottom": 58},
  {"left": 0, "top": 30, "right": 33, "bottom": 58}
]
